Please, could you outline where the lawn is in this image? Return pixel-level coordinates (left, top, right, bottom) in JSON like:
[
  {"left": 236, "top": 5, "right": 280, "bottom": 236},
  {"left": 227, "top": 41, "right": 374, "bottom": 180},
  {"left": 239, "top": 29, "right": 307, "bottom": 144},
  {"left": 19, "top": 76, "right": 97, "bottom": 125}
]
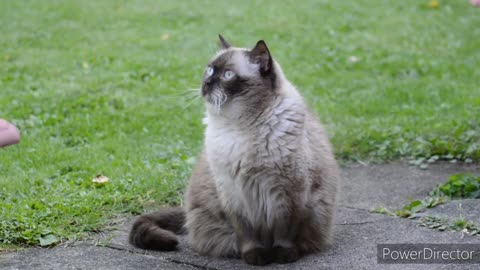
[{"left": 1, "top": 0, "right": 479, "bottom": 248}]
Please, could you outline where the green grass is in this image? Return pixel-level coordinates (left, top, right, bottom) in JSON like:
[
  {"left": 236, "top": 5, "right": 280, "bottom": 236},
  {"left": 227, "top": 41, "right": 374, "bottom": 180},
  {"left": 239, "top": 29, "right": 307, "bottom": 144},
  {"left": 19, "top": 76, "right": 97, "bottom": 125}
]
[{"left": 1, "top": 0, "right": 479, "bottom": 248}]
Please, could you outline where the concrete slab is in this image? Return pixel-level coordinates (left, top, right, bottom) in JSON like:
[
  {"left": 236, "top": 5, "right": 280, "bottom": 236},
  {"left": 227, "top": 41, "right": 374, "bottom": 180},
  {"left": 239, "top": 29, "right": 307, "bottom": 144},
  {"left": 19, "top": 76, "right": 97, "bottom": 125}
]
[
  {"left": 339, "top": 162, "right": 480, "bottom": 210},
  {"left": 0, "top": 244, "right": 197, "bottom": 270},
  {"left": 95, "top": 206, "right": 479, "bottom": 270}
]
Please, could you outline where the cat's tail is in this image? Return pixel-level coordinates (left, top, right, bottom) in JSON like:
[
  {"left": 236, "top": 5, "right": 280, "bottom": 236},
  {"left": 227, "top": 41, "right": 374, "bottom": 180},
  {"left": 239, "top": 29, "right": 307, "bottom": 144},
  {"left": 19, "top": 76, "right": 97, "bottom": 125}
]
[{"left": 129, "top": 207, "right": 186, "bottom": 251}]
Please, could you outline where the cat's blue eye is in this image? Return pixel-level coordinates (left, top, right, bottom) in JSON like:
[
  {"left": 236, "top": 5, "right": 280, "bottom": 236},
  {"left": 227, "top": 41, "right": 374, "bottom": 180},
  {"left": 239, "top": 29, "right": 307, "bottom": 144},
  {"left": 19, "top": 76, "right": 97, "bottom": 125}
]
[
  {"left": 206, "top": 67, "right": 214, "bottom": 77},
  {"left": 223, "top": 70, "right": 235, "bottom": 80}
]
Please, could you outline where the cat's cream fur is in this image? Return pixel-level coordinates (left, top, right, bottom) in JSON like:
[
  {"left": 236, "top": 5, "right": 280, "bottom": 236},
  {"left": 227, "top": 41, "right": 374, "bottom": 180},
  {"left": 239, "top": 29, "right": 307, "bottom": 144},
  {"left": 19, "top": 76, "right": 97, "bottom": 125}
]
[{"left": 129, "top": 36, "right": 340, "bottom": 266}]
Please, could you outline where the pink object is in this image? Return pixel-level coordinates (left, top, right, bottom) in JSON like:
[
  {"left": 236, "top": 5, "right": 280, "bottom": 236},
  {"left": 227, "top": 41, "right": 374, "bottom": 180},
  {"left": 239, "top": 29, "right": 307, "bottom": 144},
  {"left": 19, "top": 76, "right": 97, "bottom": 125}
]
[
  {"left": 472, "top": 0, "right": 480, "bottom": 7},
  {"left": 0, "top": 119, "right": 20, "bottom": 147}
]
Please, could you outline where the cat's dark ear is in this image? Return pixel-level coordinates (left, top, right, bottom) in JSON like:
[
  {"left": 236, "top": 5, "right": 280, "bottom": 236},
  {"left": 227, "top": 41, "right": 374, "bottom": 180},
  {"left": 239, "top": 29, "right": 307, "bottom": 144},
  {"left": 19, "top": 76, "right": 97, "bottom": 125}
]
[
  {"left": 250, "top": 40, "right": 273, "bottom": 76},
  {"left": 218, "top": 34, "right": 231, "bottom": 49}
]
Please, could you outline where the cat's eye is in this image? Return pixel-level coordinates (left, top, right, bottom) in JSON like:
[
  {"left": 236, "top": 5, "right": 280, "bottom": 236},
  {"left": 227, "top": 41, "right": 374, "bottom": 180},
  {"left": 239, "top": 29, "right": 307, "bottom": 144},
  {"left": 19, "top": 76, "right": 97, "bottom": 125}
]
[
  {"left": 223, "top": 70, "right": 235, "bottom": 80},
  {"left": 206, "top": 67, "right": 214, "bottom": 77}
]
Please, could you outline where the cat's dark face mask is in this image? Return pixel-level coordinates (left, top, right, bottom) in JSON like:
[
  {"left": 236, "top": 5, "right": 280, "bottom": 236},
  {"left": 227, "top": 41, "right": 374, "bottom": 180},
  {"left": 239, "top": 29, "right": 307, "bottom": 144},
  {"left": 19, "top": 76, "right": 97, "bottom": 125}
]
[
  {"left": 200, "top": 35, "right": 275, "bottom": 108},
  {"left": 201, "top": 61, "right": 235, "bottom": 97}
]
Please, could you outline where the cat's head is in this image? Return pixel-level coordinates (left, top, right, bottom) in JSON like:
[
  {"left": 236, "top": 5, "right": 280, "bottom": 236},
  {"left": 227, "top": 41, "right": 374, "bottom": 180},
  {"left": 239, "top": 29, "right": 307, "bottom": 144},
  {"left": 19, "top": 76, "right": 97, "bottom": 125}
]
[{"left": 201, "top": 35, "right": 279, "bottom": 113}]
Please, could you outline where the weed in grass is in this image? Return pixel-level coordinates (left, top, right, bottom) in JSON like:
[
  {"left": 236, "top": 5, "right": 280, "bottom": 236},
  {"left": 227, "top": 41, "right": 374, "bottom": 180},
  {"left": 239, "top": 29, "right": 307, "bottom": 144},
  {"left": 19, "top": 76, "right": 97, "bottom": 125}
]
[
  {"left": 373, "top": 173, "right": 480, "bottom": 218},
  {"left": 419, "top": 216, "right": 480, "bottom": 236}
]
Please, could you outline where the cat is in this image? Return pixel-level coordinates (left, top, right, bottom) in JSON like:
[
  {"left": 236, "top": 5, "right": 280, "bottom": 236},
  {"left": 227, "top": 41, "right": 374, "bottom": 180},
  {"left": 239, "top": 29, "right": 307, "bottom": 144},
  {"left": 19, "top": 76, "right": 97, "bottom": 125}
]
[{"left": 129, "top": 35, "right": 340, "bottom": 266}]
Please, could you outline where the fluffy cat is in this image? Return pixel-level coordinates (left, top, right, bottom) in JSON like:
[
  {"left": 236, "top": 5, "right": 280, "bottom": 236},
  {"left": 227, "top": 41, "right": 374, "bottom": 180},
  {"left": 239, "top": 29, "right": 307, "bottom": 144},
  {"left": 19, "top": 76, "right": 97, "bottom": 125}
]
[{"left": 129, "top": 35, "right": 340, "bottom": 266}]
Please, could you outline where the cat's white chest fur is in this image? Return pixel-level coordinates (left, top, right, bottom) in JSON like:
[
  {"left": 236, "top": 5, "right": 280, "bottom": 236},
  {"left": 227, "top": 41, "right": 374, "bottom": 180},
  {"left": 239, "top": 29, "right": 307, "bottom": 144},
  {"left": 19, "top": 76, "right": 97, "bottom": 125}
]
[
  {"left": 203, "top": 96, "right": 305, "bottom": 227},
  {"left": 204, "top": 117, "right": 251, "bottom": 217}
]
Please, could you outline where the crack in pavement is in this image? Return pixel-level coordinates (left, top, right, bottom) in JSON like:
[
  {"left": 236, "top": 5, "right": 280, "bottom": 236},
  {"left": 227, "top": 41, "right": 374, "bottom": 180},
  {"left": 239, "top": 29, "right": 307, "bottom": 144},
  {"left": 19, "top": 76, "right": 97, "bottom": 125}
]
[
  {"left": 99, "top": 243, "right": 220, "bottom": 270},
  {"left": 166, "top": 258, "right": 219, "bottom": 270},
  {"left": 337, "top": 221, "right": 375, "bottom": 226},
  {"left": 337, "top": 204, "right": 371, "bottom": 212}
]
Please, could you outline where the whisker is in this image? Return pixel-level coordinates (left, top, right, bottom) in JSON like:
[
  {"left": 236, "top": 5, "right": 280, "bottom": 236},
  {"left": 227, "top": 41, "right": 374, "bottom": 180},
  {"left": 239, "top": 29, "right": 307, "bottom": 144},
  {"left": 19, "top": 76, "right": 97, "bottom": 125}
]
[
  {"left": 164, "top": 89, "right": 200, "bottom": 98},
  {"left": 181, "top": 97, "right": 201, "bottom": 111},
  {"left": 182, "top": 92, "right": 200, "bottom": 99},
  {"left": 213, "top": 90, "right": 223, "bottom": 114},
  {"left": 184, "top": 95, "right": 200, "bottom": 103}
]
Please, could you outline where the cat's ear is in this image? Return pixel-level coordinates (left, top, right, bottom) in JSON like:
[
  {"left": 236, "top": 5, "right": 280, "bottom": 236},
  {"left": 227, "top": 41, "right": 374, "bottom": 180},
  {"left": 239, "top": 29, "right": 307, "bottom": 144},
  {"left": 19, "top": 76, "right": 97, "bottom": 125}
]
[
  {"left": 218, "top": 34, "right": 231, "bottom": 49},
  {"left": 250, "top": 40, "right": 273, "bottom": 76}
]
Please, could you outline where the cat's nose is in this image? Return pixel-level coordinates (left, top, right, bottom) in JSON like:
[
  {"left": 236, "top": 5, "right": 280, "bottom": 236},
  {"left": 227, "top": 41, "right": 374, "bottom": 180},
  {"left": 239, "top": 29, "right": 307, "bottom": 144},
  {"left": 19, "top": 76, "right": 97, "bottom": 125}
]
[
  {"left": 205, "top": 77, "right": 214, "bottom": 85},
  {"left": 201, "top": 85, "right": 211, "bottom": 96}
]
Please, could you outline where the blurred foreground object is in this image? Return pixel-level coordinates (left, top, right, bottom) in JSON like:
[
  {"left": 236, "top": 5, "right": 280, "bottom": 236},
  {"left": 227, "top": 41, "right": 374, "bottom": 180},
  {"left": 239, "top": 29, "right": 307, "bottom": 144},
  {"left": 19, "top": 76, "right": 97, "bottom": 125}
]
[
  {"left": 0, "top": 119, "right": 20, "bottom": 147},
  {"left": 471, "top": 0, "right": 480, "bottom": 7}
]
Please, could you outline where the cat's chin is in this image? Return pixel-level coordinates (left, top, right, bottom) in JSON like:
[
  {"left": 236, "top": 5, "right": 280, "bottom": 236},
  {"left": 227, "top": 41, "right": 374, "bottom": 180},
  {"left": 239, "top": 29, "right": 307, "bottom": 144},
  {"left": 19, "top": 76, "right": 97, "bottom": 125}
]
[
  {"left": 205, "top": 102, "right": 224, "bottom": 114},
  {"left": 204, "top": 97, "right": 215, "bottom": 107},
  {"left": 203, "top": 95, "right": 228, "bottom": 114},
  {"left": 203, "top": 95, "right": 213, "bottom": 104}
]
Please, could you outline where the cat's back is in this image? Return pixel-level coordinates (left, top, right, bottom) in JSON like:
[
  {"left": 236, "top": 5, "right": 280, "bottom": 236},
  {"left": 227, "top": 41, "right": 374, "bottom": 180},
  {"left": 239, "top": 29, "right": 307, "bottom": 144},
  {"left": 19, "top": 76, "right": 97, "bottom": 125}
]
[{"left": 305, "top": 108, "right": 335, "bottom": 157}]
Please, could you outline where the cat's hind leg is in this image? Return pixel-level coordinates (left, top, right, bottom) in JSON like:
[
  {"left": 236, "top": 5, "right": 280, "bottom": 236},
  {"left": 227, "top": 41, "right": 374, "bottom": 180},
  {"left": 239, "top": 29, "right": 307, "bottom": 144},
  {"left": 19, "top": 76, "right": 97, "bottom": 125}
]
[
  {"left": 295, "top": 201, "right": 335, "bottom": 255},
  {"left": 186, "top": 207, "right": 238, "bottom": 258}
]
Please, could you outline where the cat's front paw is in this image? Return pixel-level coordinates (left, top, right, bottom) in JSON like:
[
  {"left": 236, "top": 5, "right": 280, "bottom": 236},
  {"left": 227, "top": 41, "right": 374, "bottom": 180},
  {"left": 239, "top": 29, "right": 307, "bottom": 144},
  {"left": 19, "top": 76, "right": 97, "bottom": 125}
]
[
  {"left": 242, "top": 247, "right": 273, "bottom": 266},
  {"left": 273, "top": 246, "right": 300, "bottom": 264}
]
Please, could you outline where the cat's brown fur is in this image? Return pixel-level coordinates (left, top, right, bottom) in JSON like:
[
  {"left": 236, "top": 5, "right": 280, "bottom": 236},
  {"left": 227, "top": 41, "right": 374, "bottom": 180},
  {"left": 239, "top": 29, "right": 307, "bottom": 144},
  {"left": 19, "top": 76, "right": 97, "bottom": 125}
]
[{"left": 129, "top": 35, "right": 340, "bottom": 266}]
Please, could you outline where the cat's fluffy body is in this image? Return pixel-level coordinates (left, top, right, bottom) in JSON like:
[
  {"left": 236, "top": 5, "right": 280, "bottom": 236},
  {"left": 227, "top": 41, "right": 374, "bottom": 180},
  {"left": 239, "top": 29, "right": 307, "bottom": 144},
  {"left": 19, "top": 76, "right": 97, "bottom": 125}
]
[{"left": 130, "top": 37, "right": 340, "bottom": 266}]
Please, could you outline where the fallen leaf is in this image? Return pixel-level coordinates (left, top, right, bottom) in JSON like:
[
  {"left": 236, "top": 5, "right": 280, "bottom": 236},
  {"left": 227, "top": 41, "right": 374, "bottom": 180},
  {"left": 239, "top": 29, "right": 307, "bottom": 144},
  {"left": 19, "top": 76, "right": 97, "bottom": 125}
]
[
  {"left": 39, "top": 234, "right": 59, "bottom": 246},
  {"left": 93, "top": 174, "right": 109, "bottom": 184}
]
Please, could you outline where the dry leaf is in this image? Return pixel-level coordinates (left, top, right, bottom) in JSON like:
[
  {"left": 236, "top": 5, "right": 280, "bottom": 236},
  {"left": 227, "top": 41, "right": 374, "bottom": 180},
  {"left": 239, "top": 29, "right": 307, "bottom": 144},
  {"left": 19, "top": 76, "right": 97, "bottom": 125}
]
[{"left": 93, "top": 174, "right": 109, "bottom": 184}]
